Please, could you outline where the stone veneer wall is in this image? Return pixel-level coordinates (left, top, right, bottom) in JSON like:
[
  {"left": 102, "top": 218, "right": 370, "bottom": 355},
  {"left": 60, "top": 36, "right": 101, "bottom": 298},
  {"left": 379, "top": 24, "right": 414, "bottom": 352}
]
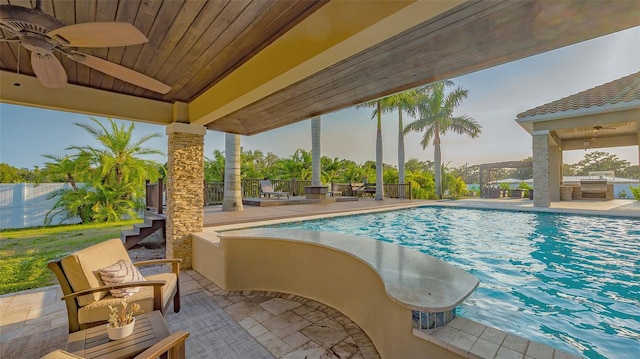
[
  {"left": 166, "top": 123, "right": 205, "bottom": 268},
  {"left": 532, "top": 132, "right": 550, "bottom": 207}
]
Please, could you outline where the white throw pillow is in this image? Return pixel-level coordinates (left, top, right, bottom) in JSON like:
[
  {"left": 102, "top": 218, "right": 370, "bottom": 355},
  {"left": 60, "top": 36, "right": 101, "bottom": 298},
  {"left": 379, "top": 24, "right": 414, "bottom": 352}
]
[{"left": 99, "top": 259, "right": 146, "bottom": 297}]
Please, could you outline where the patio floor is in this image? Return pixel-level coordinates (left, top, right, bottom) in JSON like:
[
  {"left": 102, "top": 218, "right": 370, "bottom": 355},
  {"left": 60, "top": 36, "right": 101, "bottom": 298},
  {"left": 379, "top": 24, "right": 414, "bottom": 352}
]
[
  {"left": 0, "top": 268, "right": 379, "bottom": 359},
  {"left": 2, "top": 197, "right": 637, "bottom": 358}
]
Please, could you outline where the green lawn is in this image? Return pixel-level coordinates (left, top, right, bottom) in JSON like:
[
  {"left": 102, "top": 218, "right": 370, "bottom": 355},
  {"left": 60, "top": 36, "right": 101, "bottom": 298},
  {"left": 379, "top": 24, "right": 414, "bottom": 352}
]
[{"left": 0, "top": 220, "right": 141, "bottom": 295}]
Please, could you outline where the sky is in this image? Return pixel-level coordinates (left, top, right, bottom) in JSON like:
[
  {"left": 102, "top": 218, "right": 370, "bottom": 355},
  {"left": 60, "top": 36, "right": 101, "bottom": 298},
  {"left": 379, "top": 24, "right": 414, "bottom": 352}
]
[{"left": 1, "top": 27, "right": 639, "bottom": 171}]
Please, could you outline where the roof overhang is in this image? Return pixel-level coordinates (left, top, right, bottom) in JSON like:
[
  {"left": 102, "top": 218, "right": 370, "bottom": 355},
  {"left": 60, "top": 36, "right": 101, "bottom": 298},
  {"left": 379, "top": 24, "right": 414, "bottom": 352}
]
[{"left": 2, "top": 0, "right": 639, "bottom": 136}]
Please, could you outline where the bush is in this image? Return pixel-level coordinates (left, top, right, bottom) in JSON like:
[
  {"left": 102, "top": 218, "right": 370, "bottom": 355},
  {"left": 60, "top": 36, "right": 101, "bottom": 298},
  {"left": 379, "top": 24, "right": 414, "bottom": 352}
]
[
  {"left": 630, "top": 186, "right": 640, "bottom": 201},
  {"left": 618, "top": 189, "right": 628, "bottom": 199}
]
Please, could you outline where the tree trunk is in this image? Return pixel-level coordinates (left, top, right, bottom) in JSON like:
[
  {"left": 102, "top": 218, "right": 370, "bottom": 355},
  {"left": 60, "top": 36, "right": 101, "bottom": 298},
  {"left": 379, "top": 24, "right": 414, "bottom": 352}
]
[
  {"left": 397, "top": 107, "right": 405, "bottom": 185},
  {"left": 222, "top": 133, "right": 243, "bottom": 212},
  {"left": 375, "top": 101, "right": 384, "bottom": 201},
  {"left": 311, "top": 116, "right": 322, "bottom": 187},
  {"left": 434, "top": 129, "right": 442, "bottom": 199}
]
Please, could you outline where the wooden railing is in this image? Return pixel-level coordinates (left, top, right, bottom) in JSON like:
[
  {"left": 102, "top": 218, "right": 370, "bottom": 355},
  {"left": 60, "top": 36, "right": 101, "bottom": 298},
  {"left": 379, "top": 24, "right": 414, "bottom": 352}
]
[
  {"left": 204, "top": 182, "right": 224, "bottom": 205},
  {"left": 145, "top": 178, "right": 164, "bottom": 214},
  {"left": 149, "top": 179, "right": 413, "bottom": 207},
  {"left": 384, "top": 183, "right": 412, "bottom": 199}
]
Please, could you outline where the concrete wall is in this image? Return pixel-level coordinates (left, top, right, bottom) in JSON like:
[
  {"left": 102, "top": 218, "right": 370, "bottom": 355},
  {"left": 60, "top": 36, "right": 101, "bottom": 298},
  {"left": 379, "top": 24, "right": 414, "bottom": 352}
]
[
  {"left": 0, "top": 183, "right": 81, "bottom": 229},
  {"left": 193, "top": 232, "right": 463, "bottom": 359}
]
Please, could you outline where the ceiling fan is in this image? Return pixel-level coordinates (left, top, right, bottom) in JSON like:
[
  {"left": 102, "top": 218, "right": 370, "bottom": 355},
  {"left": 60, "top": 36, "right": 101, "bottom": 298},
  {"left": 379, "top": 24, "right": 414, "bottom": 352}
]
[
  {"left": 591, "top": 125, "right": 616, "bottom": 139},
  {"left": 0, "top": 0, "right": 171, "bottom": 94}
]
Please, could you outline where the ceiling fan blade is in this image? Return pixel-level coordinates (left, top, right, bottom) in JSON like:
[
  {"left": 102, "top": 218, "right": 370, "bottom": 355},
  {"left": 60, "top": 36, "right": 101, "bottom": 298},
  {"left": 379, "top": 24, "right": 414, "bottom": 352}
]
[
  {"left": 69, "top": 51, "right": 171, "bottom": 94},
  {"left": 31, "top": 52, "right": 67, "bottom": 88},
  {"left": 48, "top": 22, "right": 148, "bottom": 48}
]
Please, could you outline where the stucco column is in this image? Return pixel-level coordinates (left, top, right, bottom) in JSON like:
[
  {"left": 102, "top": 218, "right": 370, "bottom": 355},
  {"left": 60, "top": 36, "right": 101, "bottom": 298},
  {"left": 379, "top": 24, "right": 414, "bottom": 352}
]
[
  {"left": 549, "top": 144, "right": 562, "bottom": 202},
  {"left": 166, "top": 122, "right": 206, "bottom": 268},
  {"left": 532, "top": 131, "right": 551, "bottom": 207},
  {"left": 311, "top": 116, "right": 322, "bottom": 187}
]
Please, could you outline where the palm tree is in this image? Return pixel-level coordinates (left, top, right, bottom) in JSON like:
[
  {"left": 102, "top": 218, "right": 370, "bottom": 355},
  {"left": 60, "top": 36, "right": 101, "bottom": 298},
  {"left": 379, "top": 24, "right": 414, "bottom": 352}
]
[
  {"left": 404, "top": 82, "right": 481, "bottom": 199},
  {"left": 45, "top": 117, "right": 163, "bottom": 223},
  {"left": 356, "top": 100, "right": 384, "bottom": 200},
  {"left": 381, "top": 90, "right": 418, "bottom": 185},
  {"left": 222, "top": 133, "right": 243, "bottom": 211},
  {"left": 71, "top": 118, "right": 163, "bottom": 188}
]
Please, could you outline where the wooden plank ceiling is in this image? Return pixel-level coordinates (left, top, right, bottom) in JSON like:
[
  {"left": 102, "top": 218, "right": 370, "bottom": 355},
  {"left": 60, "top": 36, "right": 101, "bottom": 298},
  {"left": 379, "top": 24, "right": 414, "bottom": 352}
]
[
  {"left": 1, "top": 0, "right": 639, "bottom": 136},
  {"left": 0, "top": 0, "right": 326, "bottom": 102}
]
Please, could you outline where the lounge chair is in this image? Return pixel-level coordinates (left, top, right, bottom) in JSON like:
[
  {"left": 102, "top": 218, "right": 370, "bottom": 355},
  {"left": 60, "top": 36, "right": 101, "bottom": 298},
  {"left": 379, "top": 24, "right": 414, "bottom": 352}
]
[
  {"left": 259, "top": 180, "right": 290, "bottom": 199},
  {"left": 48, "top": 238, "right": 180, "bottom": 333}
]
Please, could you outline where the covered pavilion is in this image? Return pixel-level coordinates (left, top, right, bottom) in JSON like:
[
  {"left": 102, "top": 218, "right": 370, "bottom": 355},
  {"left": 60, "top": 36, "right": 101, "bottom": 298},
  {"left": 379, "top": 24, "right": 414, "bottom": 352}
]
[
  {"left": 2, "top": 0, "right": 638, "bottom": 266},
  {"left": 516, "top": 71, "right": 640, "bottom": 207}
]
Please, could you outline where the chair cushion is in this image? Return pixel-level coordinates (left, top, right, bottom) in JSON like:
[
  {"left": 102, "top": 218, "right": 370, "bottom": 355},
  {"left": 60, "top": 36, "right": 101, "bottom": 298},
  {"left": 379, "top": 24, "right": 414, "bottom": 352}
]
[
  {"left": 61, "top": 238, "right": 130, "bottom": 306},
  {"left": 78, "top": 272, "right": 176, "bottom": 325},
  {"left": 99, "top": 259, "right": 146, "bottom": 297}
]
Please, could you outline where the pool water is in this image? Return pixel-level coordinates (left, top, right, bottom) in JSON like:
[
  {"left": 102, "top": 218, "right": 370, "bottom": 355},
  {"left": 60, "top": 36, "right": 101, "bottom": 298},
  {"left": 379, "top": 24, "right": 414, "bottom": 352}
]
[{"left": 266, "top": 207, "right": 640, "bottom": 359}]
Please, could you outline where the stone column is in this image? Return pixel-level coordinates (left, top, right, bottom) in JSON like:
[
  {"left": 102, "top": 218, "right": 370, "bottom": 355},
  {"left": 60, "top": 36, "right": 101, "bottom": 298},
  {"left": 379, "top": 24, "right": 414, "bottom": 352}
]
[
  {"left": 166, "top": 122, "right": 206, "bottom": 268},
  {"left": 532, "top": 131, "right": 550, "bottom": 207}
]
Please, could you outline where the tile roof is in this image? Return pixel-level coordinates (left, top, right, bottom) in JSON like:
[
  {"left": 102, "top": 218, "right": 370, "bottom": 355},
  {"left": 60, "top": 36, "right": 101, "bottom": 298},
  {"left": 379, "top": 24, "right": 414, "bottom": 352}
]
[{"left": 517, "top": 71, "right": 640, "bottom": 118}]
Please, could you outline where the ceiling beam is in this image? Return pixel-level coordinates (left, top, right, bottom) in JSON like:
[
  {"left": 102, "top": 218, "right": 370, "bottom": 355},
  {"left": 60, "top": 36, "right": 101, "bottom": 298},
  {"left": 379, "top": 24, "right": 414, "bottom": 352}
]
[
  {"left": 563, "top": 135, "right": 638, "bottom": 151},
  {"left": 0, "top": 71, "right": 175, "bottom": 125}
]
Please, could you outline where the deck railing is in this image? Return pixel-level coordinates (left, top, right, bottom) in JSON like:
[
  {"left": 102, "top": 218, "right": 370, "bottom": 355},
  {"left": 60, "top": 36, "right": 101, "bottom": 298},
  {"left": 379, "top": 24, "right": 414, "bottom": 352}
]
[
  {"left": 149, "top": 179, "right": 414, "bottom": 207},
  {"left": 145, "top": 178, "right": 164, "bottom": 214}
]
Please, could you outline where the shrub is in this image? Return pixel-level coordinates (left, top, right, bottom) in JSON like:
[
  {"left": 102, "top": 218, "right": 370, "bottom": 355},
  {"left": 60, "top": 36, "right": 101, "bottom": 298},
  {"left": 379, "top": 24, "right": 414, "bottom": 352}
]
[
  {"left": 618, "top": 189, "right": 628, "bottom": 199},
  {"left": 630, "top": 186, "right": 640, "bottom": 201}
]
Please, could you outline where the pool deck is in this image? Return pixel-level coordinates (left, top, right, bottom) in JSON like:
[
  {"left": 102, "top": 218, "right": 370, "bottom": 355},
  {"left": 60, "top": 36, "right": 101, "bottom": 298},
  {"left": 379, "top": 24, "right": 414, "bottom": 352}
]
[
  {"left": 3, "top": 197, "right": 636, "bottom": 358},
  {"left": 203, "top": 197, "right": 639, "bottom": 228}
]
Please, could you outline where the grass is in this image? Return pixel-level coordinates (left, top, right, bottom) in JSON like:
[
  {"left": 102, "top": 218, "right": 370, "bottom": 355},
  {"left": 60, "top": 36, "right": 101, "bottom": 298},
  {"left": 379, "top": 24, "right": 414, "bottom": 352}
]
[{"left": 0, "top": 220, "right": 141, "bottom": 295}]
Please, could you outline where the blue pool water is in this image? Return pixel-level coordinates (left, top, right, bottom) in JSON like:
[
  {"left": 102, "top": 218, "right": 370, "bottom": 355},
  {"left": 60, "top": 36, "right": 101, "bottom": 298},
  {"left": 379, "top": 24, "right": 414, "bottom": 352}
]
[{"left": 266, "top": 207, "right": 640, "bottom": 359}]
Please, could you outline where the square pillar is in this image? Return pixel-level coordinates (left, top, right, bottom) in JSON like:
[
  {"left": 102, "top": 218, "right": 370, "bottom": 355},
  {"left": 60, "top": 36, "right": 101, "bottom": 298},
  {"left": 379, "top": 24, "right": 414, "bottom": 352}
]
[
  {"left": 166, "top": 122, "right": 206, "bottom": 268},
  {"left": 549, "top": 143, "right": 562, "bottom": 202},
  {"left": 532, "top": 131, "right": 551, "bottom": 207}
]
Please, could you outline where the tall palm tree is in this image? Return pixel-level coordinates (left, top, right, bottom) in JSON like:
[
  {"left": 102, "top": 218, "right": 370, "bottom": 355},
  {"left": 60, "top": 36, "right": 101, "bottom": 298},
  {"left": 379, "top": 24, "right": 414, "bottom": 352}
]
[
  {"left": 381, "top": 90, "right": 418, "bottom": 185},
  {"left": 222, "top": 133, "right": 243, "bottom": 211},
  {"left": 356, "top": 100, "right": 384, "bottom": 200},
  {"left": 404, "top": 82, "right": 481, "bottom": 199}
]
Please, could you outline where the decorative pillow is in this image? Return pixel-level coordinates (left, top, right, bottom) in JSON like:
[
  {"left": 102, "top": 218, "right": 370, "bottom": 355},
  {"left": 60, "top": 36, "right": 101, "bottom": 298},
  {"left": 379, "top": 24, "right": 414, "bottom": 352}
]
[{"left": 99, "top": 259, "right": 146, "bottom": 297}]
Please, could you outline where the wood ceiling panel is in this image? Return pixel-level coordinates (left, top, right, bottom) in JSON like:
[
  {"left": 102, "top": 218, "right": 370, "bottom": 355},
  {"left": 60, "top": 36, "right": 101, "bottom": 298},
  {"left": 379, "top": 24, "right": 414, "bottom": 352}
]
[
  {"left": 183, "top": 0, "right": 328, "bottom": 101},
  {"left": 100, "top": 0, "right": 141, "bottom": 90},
  {"left": 113, "top": 3, "right": 159, "bottom": 94},
  {"left": 211, "top": 1, "right": 508, "bottom": 133},
  {"left": 151, "top": 1, "right": 229, "bottom": 100},
  {"left": 128, "top": 0, "right": 185, "bottom": 95},
  {"left": 132, "top": 0, "right": 206, "bottom": 97},
  {"left": 160, "top": 0, "right": 255, "bottom": 100},
  {"left": 209, "top": 0, "right": 640, "bottom": 135}
]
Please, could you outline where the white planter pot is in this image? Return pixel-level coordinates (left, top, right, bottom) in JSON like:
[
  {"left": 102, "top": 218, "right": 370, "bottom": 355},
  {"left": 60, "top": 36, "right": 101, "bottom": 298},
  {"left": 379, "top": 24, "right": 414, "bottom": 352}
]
[{"left": 107, "top": 317, "right": 135, "bottom": 340}]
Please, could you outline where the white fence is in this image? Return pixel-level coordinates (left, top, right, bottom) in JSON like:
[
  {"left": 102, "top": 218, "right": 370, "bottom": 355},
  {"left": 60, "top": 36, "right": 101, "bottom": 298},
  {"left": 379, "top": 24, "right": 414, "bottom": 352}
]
[{"left": 0, "top": 183, "right": 81, "bottom": 229}]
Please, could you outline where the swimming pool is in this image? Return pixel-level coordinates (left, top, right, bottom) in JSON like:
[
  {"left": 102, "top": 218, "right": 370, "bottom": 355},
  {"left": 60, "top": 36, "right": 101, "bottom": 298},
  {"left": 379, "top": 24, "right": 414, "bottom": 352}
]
[{"left": 266, "top": 207, "right": 640, "bottom": 359}]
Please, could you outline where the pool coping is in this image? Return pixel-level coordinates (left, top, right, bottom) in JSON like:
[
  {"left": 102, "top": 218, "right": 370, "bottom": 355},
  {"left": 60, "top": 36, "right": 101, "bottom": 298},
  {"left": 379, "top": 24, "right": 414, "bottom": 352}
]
[{"left": 218, "top": 228, "right": 479, "bottom": 312}]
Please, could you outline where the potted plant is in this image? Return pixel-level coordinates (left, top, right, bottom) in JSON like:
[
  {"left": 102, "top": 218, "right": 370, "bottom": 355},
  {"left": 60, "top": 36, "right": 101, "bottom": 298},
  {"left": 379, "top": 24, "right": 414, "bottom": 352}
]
[{"left": 107, "top": 297, "right": 142, "bottom": 340}]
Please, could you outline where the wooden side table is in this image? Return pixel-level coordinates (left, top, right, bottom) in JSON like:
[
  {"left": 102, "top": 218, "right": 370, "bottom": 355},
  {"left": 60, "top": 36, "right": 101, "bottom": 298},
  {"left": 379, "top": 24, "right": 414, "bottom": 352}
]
[{"left": 67, "top": 311, "right": 170, "bottom": 359}]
